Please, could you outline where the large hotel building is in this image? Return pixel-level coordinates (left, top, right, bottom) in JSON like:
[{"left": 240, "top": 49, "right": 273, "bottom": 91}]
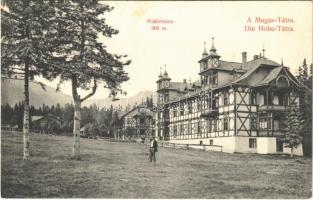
[{"left": 155, "top": 38, "right": 304, "bottom": 155}]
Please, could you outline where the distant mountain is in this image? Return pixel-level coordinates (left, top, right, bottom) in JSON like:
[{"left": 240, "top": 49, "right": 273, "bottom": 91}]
[
  {"left": 1, "top": 79, "right": 72, "bottom": 107},
  {"left": 1, "top": 79, "right": 156, "bottom": 108},
  {"left": 83, "top": 90, "right": 157, "bottom": 108}
]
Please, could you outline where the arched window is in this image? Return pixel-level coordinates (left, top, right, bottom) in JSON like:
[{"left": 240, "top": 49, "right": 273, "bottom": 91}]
[{"left": 276, "top": 75, "right": 289, "bottom": 87}]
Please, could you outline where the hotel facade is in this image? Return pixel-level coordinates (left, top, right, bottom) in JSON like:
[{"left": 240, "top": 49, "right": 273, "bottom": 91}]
[{"left": 155, "top": 38, "right": 304, "bottom": 156}]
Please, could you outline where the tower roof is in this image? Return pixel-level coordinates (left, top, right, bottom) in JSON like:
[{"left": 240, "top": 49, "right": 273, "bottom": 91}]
[
  {"left": 208, "top": 37, "right": 220, "bottom": 58},
  {"left": 164, "top": 69, "right": 168, "bottom": 76},
  {"left": 158, "top": 67, "right": 163, "bottom": 78},
  {"left": 202, "top": 41, "right": 208, "bottom": 57},
  {"left": 162, "top": 65, "right": 171, "bottom": 80}
]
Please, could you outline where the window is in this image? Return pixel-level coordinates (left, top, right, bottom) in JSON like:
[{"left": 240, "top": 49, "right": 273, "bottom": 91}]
[
  {"left": 263, "top": 92, "right": 268, "bottom": 105},
  {"left": 173, "top": 107, "right": 177, "bottom": 117},
  {"left": 180, "top": 104, "right": 184, "bottom": 115},
  {"left": 208, "top": 120, "right": 212, "bottom": 133},
  {"left": 204, "top": 62, "right": 208, "bottom": 69},
  {"left": 197, "top": 122, "right": 201, "bottom": 135},
  {"left": 212, "top": 120, "right": 217, "bottom": 132},
  {"left": 251, "top": 92, "right": 257, "bottom": 105},
  {"left": 188, "top": 102, "right": 193, "bottom": 114},
  {"left": 223, "top": 118, "right": 229, "bottom": 130},
  {"left": 164, "top": 93, "right": 169, "bottom": 103},
  {"left": 201, "top": 76, "right": 208, "bottom": 85},
  {"left": 259, "top": 118, "right": 268, "bottom": 129},
  {"left": 173, "top": 125, "right": 177, "bottom": 137},
  {"left": 197, "top": 100, "right": 201, "bottom": 111},
  {"left": 212, "top": 98, "right": 216, "bottom": 109},
  {"left": 188, "top": 121, "right": 192, "bottom": 134},
  {"left": 159, "top": 94, "right": 163, "bottom": 104},
  {"left": 268, "top": 92, "right": 273, "bottom": 105},
  {"left": 224, "top": 93, "right": 229, "bottom": 106},
  {"left": 210, "top": 139, "right": 213, "bottom": 145},
  {"left": 249, "top": 138, "right": 257, "bottom": 148},
  {"left": 212, "top": 72, "right": 218, "bottom": 85},
  {"left": 180, "top": 124, "right": 184, "bottom": 135}
]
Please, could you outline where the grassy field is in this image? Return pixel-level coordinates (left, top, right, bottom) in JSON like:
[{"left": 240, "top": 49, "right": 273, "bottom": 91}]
[{"left": 1, "top": 131, "right": 312, "bottom": 198}]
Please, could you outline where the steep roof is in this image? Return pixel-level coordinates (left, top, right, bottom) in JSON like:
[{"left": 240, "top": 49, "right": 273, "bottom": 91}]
[
  {"left": 219, "top": 60, "right": 243, "bottom": 71},
  {"left": 245, "top": 57, "right": 280, "bottom": 69},
  {"left": 252, "top": 66, "right": 283, "bottom": 87},
  {"left": 169, "top": 82, "right": 193, "bottom": 91},
  {"left": 119, "top": 106, "right": 155, "bottom": 119},
  {"left": 31, "top": 116, "right": 44, "bottom": 122},
  {"left": 233, "top": 57, "right": 280, "bottom": 84},
  {"left": 199, "top": 60, "right": 244, "bottom": 74},
  {"left": 168, "top": 90, "right": 201, "bottom": 104}
]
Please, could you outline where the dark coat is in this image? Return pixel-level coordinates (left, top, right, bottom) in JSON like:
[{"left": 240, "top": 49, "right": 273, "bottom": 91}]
[{"left": 153, "top": 140, "right": 158, "bottom": 152}]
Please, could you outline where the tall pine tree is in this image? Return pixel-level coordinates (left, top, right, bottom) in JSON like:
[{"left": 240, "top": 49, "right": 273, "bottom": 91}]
[
  {"left": 52, "top": 0, "right": 130, "bottom": 159},
  {"left": 1, "top": 1, "right": 60, "bottom": 159},
  {"left": 282, "top": 103, "right": 304, "bottom": 158},
  {"left": 296, "top": 59, "right": 312, "bottom": 157}
]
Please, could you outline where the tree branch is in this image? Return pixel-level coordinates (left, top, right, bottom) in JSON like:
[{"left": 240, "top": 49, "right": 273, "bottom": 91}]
[{"left": 80, "top": 78, "right": 97, "bottom": 102}]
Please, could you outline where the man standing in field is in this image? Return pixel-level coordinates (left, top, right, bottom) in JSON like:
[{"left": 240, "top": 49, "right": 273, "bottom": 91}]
[{"left": 149, "top": 137, "right": 158, "bottom": 163}]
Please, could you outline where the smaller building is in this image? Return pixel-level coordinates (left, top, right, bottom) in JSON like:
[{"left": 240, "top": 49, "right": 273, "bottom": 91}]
[
  {"left": 80, "top": 126, "right": 86, "bottom": 137},
  {"left": 1, "top": 124, "right": 19, "bottom": 132},
  {"left": 31, "top": 114, "right": 62, "bottom": 134},
  {"left": 117, "top": 105, "right": 156, "bottom": 140}
]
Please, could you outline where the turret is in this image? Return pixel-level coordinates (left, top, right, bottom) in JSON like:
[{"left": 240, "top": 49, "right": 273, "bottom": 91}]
[{"left": 199, "top": 37, "right": 220, "bottom": 72}]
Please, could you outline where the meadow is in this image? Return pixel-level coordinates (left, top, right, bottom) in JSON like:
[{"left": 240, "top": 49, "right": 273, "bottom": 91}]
[{"left": 1, "top": 131, "right": 312, "bottom": 198}]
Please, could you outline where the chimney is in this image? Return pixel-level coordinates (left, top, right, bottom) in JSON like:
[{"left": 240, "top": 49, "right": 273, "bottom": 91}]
[
  {"left": 183, "top": 79, "right": 187, "bottom": 84},
  {"left": 241, "top": 52, "right": 247, "bottom": 68},
  {"left": 253, "top": 55, "right": 259, "bottom": 60}
]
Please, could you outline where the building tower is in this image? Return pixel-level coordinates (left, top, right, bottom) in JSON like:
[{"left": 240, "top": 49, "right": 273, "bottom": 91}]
[
  {"left": 156, "top": 67, "right": 171, "bottom": 140},
  {"left": 207, "top": 37, "right": 221, "bottom": 68},
  {"left": 199, "top": 37, "right": 221, "bottom": 88}
]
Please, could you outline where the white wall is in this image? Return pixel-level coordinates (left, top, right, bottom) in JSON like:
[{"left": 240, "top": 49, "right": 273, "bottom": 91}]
[
  {"left": 235, "top": 137, "right": 257, "bottom": 153},
  {"left": 257, "top": 137, "right": 277, "bottom": 154},
  {"left": 169, "top": 136, "right": 304, "bottom": 156}
]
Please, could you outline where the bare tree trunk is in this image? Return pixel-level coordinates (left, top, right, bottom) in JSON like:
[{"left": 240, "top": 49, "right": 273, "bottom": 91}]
[
  {"left": 23, "top": 60, "right": 30, "bottom": 159},
  {"left": 291, "top": 147, "right": 294, "bottom": 158},
  {"left": 71, "top": 78, "right": 81, "bottom": 159},
  {"left": 72, "top": 100, "right": 81, "bottom": 159},
  {"left": 71, "top": 76, "right": 97, "bottom": 159}
]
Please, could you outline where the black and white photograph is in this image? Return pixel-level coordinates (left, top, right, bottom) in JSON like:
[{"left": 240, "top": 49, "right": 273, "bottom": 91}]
[{"left": 1, "top": 0, "right": 312, "bottom": 198}]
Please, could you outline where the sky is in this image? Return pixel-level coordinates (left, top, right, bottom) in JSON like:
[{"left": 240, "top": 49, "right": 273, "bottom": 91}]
[{"left": 37, "top": 1, "right": 312, "bottom": 100}]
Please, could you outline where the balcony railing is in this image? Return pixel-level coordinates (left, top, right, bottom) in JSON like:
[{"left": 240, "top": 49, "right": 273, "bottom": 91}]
[{"left": 258, "top": 105, "right": 287, "bottom": 111}]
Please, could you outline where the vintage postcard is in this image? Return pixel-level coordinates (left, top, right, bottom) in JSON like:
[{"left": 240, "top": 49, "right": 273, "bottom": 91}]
[{"left": 1, "top": 0, "right": 312, "bottom": 198}]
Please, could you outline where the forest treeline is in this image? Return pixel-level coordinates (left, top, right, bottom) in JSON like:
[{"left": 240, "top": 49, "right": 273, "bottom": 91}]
[{"left": 1, "top": 96, "right": 154, "bottom": 137}]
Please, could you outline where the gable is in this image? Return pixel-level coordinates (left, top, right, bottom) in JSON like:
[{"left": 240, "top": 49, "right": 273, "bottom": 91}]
[{"left": 122, "top": 107, "right": 155, "bottom": 119}]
